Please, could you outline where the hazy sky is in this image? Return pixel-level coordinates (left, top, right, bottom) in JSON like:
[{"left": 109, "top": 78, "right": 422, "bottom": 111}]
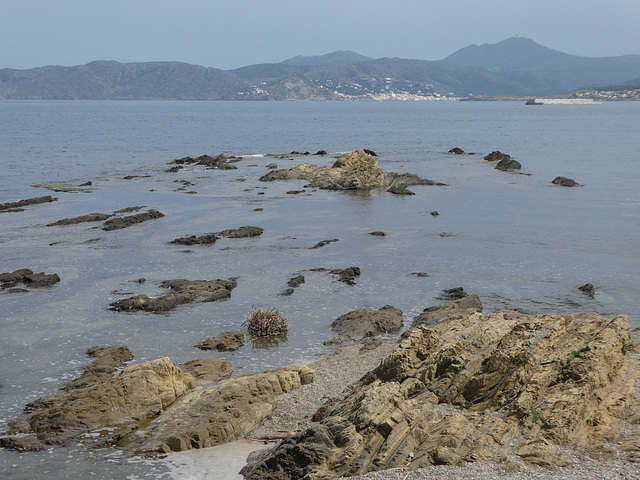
[{"left": 2, "top": 0, "right": 639, "bottom": 70}]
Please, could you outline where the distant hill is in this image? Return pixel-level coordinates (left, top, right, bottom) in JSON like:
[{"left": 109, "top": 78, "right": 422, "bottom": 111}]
[
  {"left": 281, "top": 50, "right": 372, "bottom": 66},
  {"left": 2, "top": 38, "right": 640, "bottom": 100}
]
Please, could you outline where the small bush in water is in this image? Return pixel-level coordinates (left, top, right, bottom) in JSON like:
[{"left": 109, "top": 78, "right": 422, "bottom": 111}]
[{"left": 243, "top": 307, "right": 288, "bottom": 337}]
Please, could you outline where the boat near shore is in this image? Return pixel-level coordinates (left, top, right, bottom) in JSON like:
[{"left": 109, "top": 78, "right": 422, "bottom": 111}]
[{"left": 526, "top": 97, "right": 602, "bottom": 105}]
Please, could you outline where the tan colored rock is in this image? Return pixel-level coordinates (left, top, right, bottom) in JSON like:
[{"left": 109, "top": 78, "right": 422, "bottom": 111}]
[
  {"left": 179, "top": 358, "right": 234, "bottom": 385},
  {"left": 242, "top": 311, "right": 637, "bottom": 479}
]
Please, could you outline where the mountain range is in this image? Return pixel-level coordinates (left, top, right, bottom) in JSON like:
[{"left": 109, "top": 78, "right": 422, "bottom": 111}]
[{"left": 1, "top": 37, "right": 639, "bottom": 100}]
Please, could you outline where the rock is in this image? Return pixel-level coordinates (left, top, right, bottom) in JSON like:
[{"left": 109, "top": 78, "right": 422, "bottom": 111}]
[
  {"left": 194, "top": 331, "right": 245, "bottom": 352},
  {"left": 387, "top": 172, "right": 443, "bottom": 187},
  {"left": 6, "top": 346, "right": 194, "bottom": 446},
  {"left": 449, "top": 147, "right": 465, "bottom": 154},
  {"left": 552, "top": 176, "right": 580, "bottom": 187},
  {"left": 0, "top": 196, "right": 57, "bottom": 212},
  {"left": 331, "top": 305, "right": 403, "bottom": 340},
  {"left": 120, "top": 366, "right": 315, "bottom": 453},
  {"left": 266, "top": 163, "right": 278, "bottom": 169},
  {"left": 387, "top": 185, "right": 415, "bottom": 195},
  {"left": 369, "top": 231, "right": 386, "bottom": 236},
  {"left": 102, "top": 209, "right": 164, "bottom": 231},
  {"left": 179, "top": 358, "right": 234, "bottom": 385},
  {"left": 287, "top": 275, "right": 305, "bottom": 289},
  {"left": 412, "top": 294, "right": 482, "bottom": 327},
  {"left": 314, "top": 150, "right": 327, "bottom": 155},
  {"left": 281, "top": 288, "right": 295, "bottom": 296},
  {"left": 0, "top": 436, "right": 45, "bottom": 452},
  {"left": 437, "top": 286, "right": 468, "bottom": 300},
  {"left": 169, "top": 153, "right": 238, "bottom": 170},
  {"left": 169, "top": 233, "right": 218, "bottom": 245},
  {"left": 217, "top": 226, "right": 264, "bottom": 238},
  {"left": 109, "top": 278, "right": 237, "bottom": 313},
  {"left": 430, "top": 211, "right": 439, "bottom": 216},
  {"left": 1, "top": 269, "right": 60, "bottom": 289},
  {"left": 260, "top": 149, "right": 390, "bottom": 190},
  {"left": 311, "top": 239, "right": 339, "bottom": 249},
  {"left": 47, "top": 213, "right": 113, "bottom": 226},
  {"left": 330, "top": 266, "right": 360, "bottom": 285},
  {"left": 579, "top": 283, "right": 596, "bottom": 297},
  {"left": 242, "top": 312, "right": 637, "bottom": 478},
  {"left": 495, "top": 158, "right": 522, "bottom": 171},
  {"left": 484, "top": 150, "right": 511, "bottom": 161}
]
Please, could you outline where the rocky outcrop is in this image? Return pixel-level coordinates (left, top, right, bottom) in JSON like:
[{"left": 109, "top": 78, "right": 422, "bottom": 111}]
[
  {"left": 495, "top": 158, "right": 522, "bottom": 171},
  {"left": 412, "top": 294, "right": 482, "bottom": 327},
  {"left": 0, "top": 195, "right": 57, "bottom": 212},
  {"left": 168, "top": 153, "right": 240, "bottom": 170},
  {"left": 47, "top": 212, "right": 113, "bottom": 226},
  {"left": 121, "top": 365, "right": 315, "bottom": 453},
  {"left": 194, "top": 331, "right": 245, "bottom": 352},
  {"left": 102, "top": 209, "right": 165, "bottom": 231},
  {"left": 242, "top": 311, "right": 637, "bottom": 479},
  {"left": 484, "top": 150, "right": 511, "bottom": 161},
  {"left": 0, "top": 269, "right": 60, "bottom": 289},
  {"left": 170, "top": 233, "right": 218, "bottom": 245},
  {"left": 109, "top": 278, "right": 237, "bottom": 312},
  {"left": 331, "top": 305, "right": 403, "bottom": 340},
  {"left": 3, "top": 346, "right": 313, "bottom": 455},
  {"left": 552, "top": 176, "right": 580, "bottom": 187}
]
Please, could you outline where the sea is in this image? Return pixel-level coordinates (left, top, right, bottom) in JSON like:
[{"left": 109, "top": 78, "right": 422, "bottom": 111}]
[{"left": 1, "top": 100, "right": 639, "bottom": 479}]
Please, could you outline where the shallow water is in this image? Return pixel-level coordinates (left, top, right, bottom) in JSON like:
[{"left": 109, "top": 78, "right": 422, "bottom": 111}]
[{"left": 1, "top": 100, "right": 639, "bottom": 478}]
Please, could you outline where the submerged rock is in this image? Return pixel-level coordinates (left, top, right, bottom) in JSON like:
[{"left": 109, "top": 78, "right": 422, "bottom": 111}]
[
  {"left": 217, "top": 226, "right": 264, "bottom": 238},
  {"left": 579, "top": 283, "right": 596, "bottom": 297},
  {"left": 484, "top": 150, "right": 511, "bottom": 161},
  {"left": 495, "top": 158, "right": 522, "bottom": 171},
  {"left": 109, "top": 278, "right": 237, "bottom": 313},
  {"left": 0, "top": 269, "right": 60, "bottom": 289},
  {"left": 242, "top": 311, "right": 636, "bottom": 478},
  {"left": 47, "top": 212, "right": 113, "bottom": 226},
  {"left": 552, "top": 176, "right": 580, "bottom": 187},
  {"left": 0, "top": 195, "right": 57, "bottom": 213},
  {"left": 170, "top": 233, "right": 218, "bottom": 245},
  {"left": 102, "top": 209, "right": 165, "bottom": 231}
]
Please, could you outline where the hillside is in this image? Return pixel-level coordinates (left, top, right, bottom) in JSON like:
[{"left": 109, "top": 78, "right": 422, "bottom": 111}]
[{"left": 1, "top": 39, "right": 640, "bottom": 100}]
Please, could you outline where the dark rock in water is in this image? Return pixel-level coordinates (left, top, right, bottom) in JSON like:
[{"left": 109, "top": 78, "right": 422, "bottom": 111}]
[
  {"left": 166, "top": 165, "right": 183, "bottom": 173},
  {"left": 287, "top": 275, "right": 305, "bottom": 289},
  {"left": 0, "top": 435, "right": 45, "bottom": 452},
  {"left": 579, "top": 283, "right": 596, "bottom": 297},
  {"left": 369, "top": 231, "right": 386, "bottom": 236},
  {"left": 265, "top": 163, "right": 278, "bottom": 169},
  {"left": 387, "top": 185, "right": 415, "bottom": 195},
  {"left": 362, "top": 149, "right": 377, "bottom": 157},
  {"left": 331, "top": 305, "right": 403, "bottom": 339},
  {"left": 484, "top": 150, "right": 511, "bottom": 161},
  {"left": 437, "top": 286, "right": 468, "bottom": 300},
  {"left": 330, "top": 266, "right": 361, "bottom": 285},
  {"left": 217, "top": 226, "right": 264, "bottom": 238},
  {"left": 281, "top": 288, "right": 295, "bottom": 296},
  {"left": 413, "top": 294, "right": 482, "bottom": 327},
  {"left": 102, "top": 210, "right": 164, "bottom": 231},
  {"left": 410, "top": 272, "right": 429, "bottom": 277},
  {"left": 194, "top": 331, "right": 245, "bottom": 352},
  {"left": 311, "top": 239, "right": 339, "bottom": 249},
  {"left": 1, "top": 269, "right": 60, "bottom": 289},
  {"left": 552, "top": 176, "right": 580, "bottom": 187},
  {"left": 286, "top": 190, "right": 306, "bottom": 195},
  {"left": 430, "top": 211, "right": 439, "bottom": 216},
  {"left": 387, "top": 172, "right": 443, "bottom": 187},
  {"left": 314, "top": 150, "right": 327, "bottom": 155},
  {"left": 170, "top": 233, "right": 218, "bottom": 246},
  {"left": 109, "top": 278, "right": 237, "bottom": 313},
  {"left": 169, "top": 153, "right": 239, "bottom": 170},
  {"left": 114, "top": 206, "right": 145, "bottom": 214},
  {"left": 47, "top": 212, "right": 113, "bottom": 226},
  {"left": 449, "top": 147, "right": 465, "bottom": 154},
  {"left": 0, "top": 195, "right": 57, "bottom": 212},
  {"left": 179, "top": 358, "right": 233, "bottom": 385},
  {"left": 495, "top": 158, "right": 522, "bottom": 171}
]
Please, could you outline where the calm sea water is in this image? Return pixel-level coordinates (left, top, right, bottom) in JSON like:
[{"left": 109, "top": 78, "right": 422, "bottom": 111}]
[{"left": 1, "top": 100, "right": 639, "bottom": 478}]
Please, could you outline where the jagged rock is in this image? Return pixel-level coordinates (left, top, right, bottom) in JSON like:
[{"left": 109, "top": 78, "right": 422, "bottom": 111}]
[
  {"left": 387, "top": 172, "right": 442, "bottom": 188},
  {"left": 102, "top": 209, "right": 164, "bottom": 231},
  {"left": 168, "top": 153, "right": 238, "bottom": 169},
  {"left": 242, "top": 311, "right": 637, "bottom": 479},
  {"left": 170, "top": 233, "right": 218, "bottom": 245},
  {"left": 217, "top": 226, "right": 264, "bottom": 238},
  {"left": 194, "top": 331, "right": 245, "bottom": 352},
  {"left": 552, "top": 176, "right": 580, "bottom": 187},
  {"left": 387, "top": 185, "right": 415, "bottom": 195},
  {"left": 330, "top": 267, "right": 361, "bottom": 285},
  {"left": 1, "top": 269, "right": 60, "bottom": 289},
  {"left": 109, "top": 278, "right": 237, "bottom": 313},
  {"left": 449, "top": 147, "right": 465, "bottom": 154},
  {"left": 179, "top": 358, "right": 234, "bottom": 385},
  {"left": 287, "top": 275, "right": 305, "bottom": 288},
  {"left": 120, "top": 366, "right": 315, "bottom": 453},
  {"left": 495, "top": 158, "right": 522, "bottom": 171},
  {"left": 484, "top": 150, "right": 511, "bottom": 161},
  {"left": 437, "top": 286, "right": 468, "bottom": 300},
  {"left": 331, "top": 305, "right": 403, "bottom": 340},
  {"left": 0, "top": 436, "right": 45, "bottom": 452},
  {"left": 5, "top": 346, "right": 194, "bottom": 446},
  {"left": 412, "top": 294, "right": 482, "bottom": 327},
  {"left": 47, "top": 213, "right": 113, "bottom": 226},
  {"left": 311, "top": 239, "right": 339, "bottom": 249},
  {"left": 579, "top": 283, "right": 596, "bottom": 297},
  {"left": 0, "top": 196, "right": 57, "bottom": 212}
]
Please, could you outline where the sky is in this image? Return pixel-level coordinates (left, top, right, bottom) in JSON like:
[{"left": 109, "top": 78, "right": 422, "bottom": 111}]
[{"left": 1, "top": 0, "right": 639, "bottom": 70}]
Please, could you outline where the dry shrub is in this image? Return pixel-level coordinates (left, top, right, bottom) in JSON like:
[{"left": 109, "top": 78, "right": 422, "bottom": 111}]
[{"left": 243, "top": 307, "right": 288, "bottom": 337}]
